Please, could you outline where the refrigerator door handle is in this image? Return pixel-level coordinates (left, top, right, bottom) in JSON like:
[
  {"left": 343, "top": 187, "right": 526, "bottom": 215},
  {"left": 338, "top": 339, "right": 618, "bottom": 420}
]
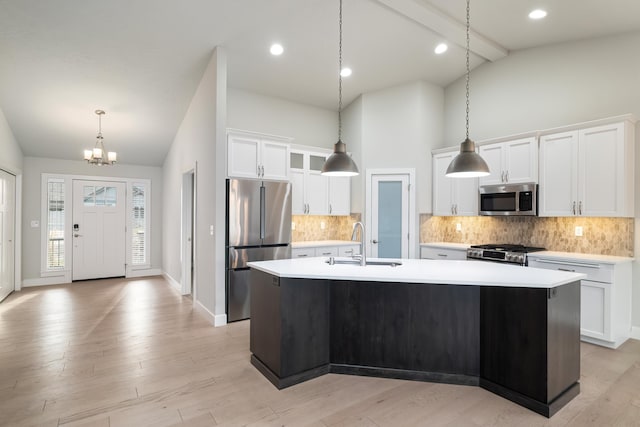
[{"left": 260, "top": 185, "right": 266, "bottom": 239}]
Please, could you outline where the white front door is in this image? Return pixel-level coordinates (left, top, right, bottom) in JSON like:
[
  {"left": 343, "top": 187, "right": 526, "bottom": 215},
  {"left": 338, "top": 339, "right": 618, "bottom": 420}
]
[
  {"left": 73, "top": 180, "right": 126, "bottom": 281},
  {"left": 0, "top": 169, "right": 15, "bottom": 302},
  {"left": 369, "top": 173, "right": 410, "bottom": 259}
]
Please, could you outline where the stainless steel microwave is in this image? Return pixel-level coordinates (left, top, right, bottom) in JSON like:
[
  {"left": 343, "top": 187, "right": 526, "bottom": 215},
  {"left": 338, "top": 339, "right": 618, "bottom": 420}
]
[{"left": 479, "top": 183, "right": 537, "bottom": 216}]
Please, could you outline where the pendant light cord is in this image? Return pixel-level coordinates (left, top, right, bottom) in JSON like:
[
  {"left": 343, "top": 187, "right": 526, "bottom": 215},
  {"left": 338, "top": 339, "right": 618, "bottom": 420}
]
[
  {"left": 338, "top": 0, "right": 343, "bottom": 142},
  {"left": 465, "top": 0, "right": 470, "bottom": 140}
]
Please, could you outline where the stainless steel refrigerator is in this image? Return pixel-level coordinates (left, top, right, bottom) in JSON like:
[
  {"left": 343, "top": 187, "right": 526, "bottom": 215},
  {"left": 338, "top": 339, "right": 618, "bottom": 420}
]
[{"left": 225, "top": 178, "right": 291, "bottom": 322}]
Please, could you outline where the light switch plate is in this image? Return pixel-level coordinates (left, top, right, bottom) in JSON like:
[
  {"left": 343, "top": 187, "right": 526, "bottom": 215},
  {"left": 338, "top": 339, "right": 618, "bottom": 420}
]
[{"left": 31, "top": 220, "right": 39, "bottom": 228}]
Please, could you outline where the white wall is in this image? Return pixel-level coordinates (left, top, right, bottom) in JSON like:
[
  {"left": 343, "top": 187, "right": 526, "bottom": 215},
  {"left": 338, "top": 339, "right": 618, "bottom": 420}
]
[
  {"left": 20, "top": 156, "right": 163, "bottom": 281},
  {"left": 443, "top": 31, "right": 640, "bottom": 329},
  {"left": 345, "top": 81, "right": 444, "bottom": 214},
  {"left": 162, "top": 48, "right": 227, "bottom": 323},
  {"left": 227, "top": 87, "right": 336, "bottom": 149},
  {"left": 0, "top": 108, "right": 23, "bottom": 173}
]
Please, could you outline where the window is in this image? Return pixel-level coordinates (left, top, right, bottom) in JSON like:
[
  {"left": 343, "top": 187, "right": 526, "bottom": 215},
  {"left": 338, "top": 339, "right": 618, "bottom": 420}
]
[
  {"left": 47, "top": 179, "right": 65, "bottom": 269},
  {"left": 131, "top": 183, "right": 147, "bottom": 265}
]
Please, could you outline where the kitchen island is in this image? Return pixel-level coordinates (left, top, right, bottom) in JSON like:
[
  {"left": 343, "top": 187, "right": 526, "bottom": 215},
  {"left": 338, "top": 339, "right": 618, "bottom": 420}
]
[{"left": 248, "top": 257, "right": 585, "bottom": 417}]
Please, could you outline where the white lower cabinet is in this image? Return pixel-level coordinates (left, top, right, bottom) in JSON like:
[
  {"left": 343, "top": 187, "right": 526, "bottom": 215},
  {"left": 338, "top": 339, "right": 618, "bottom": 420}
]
[
  {"left": 420, "top": 246, "right": 467, "bottom": 260},
  {"left": 291, "top": 248, "right": 316, "bottom": 258},
  {"left": 292, "top": 244, "right": 360, "bottom": 259},
  {"left": 528, "top": 255, "right": 632, "bottom": 349}
]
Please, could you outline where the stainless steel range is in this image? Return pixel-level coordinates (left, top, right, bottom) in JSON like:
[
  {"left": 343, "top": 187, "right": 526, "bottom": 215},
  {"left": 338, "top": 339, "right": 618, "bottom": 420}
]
[{"left": 466, "top": 244, "right": 546, "bottom": 266}]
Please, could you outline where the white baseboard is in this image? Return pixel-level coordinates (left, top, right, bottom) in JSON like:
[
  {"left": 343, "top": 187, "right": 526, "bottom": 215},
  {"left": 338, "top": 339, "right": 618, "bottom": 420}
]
[
  {"left": 22, "top": 275, "right": 70, "bottom": 287},
  {"left": 631, "top": 326, "right": 640, "bottom": 341},
  {"left": 194, "top": 300, "right": 227, "bottom": 327},
  {"left": 162, "top": 271, "right": 181, "bottom": 292},
  {"left": 214, "top": 313, "right": 227, "bottom": 327},
  {"left": 195, "top": 300, "right": 215, "bottom": 324},
  {"left": 128, "top": 268, "right": 163, "bottom": 278}
]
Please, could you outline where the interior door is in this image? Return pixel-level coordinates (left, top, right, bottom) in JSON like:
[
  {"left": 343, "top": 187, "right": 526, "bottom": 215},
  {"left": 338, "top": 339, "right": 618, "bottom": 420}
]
[
  {"left": 72, "top": 180, "right": 126, "bottom": 281},
  {"left": 370, "top": 174, "right": 409, "bottom": 259},
  {"left": 0, "top": 169, "right": 15, "bottom": 302}
]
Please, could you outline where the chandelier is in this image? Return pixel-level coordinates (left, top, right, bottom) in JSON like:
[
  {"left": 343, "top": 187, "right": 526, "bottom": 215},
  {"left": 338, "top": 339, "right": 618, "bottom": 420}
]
[{"left": 84, "top": 109, "right": 117, "bottom": 165}]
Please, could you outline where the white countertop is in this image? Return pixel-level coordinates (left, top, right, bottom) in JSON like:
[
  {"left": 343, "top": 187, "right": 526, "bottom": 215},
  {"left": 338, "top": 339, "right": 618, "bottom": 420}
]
[
  {"left": 292, "top": 240, "right": 357, "bottom": 248},
  {"left": 530, "top": 251, "right": 634, "bottom": 265},
  {"left": 248, "top": 257, "right": 585, "bottom": 289}
]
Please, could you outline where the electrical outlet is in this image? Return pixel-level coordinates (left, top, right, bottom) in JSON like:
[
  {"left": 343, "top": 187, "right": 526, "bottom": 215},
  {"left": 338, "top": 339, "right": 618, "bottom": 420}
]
[
  {"left": 210, "top": 225, "right": 214, "bottom": 236},
  {"left": 456, "top": 223, "right": 462, "bottom": 232},
  {"left": 320, "top": 221, "right": 326, "bottom": 230},
  {"left": 291, "top": 222, "right": 296, "bottom": 231},
  {"left": 575, "top": 226, "right": 583, "bottom": 237}
]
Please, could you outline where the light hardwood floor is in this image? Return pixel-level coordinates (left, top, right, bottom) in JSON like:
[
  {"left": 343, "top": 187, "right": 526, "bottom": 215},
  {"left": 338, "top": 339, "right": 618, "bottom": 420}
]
[{"left": 1, "top": 276, "right": 639, "bottom": 427}]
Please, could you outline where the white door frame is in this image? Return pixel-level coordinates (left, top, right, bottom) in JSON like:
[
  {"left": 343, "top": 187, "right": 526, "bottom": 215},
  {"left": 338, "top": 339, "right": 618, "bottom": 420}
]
[
  {"left": 0, "top": 166, "right": 21, "bottom": 292},
  {"left": 181, "top": 168, "right": 195, "bottom": 296},
  {"left": 365, "top": 168, "right": 417, "bottom": 259}
]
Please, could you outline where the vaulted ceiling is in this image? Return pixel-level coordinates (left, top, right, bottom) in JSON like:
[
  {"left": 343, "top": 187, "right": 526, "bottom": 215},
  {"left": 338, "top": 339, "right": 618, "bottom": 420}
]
[{"left": 1, "top": 0, "right": 639, "bottom": 166}]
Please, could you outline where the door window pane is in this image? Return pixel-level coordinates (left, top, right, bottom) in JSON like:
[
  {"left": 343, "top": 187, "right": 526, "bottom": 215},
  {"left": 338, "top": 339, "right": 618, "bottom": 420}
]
[
  {"left": 83, "top": 186, "right": 95, "bottom": 206},
  {"left": 47, "top": 179, "right": 65, "bottom": 269},
  {"left": 378, "top": 181, "right": 402, "bottom": 258}
]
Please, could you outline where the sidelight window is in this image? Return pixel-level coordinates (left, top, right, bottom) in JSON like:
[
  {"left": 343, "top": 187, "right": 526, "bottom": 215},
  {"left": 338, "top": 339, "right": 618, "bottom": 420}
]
[{"left": 46, "top": 178, "right": 65, "bottom": 269}]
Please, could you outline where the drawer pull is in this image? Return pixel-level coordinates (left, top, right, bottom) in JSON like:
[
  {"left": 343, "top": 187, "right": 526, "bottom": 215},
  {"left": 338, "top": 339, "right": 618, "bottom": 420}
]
[
  {"left": 344, "top": 250, "right": 353, "bottom": 254},
  {"left": 321, "top": 252, "right": 332, "bottom": 255},
  {"left": 297, "top": 254, "right": 308, "bottom": 257},
  {"left": 558, "top": 268, "right": 576, "bottom": 272},
  {"left": 437, "top": 253, "right": 448, "bottom": 257}
]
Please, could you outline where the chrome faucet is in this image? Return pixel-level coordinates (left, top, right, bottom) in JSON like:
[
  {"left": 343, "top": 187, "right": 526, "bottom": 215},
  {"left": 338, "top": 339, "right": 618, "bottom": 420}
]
[{"left": 351, "top": 221, "right": 366, "bottom": 266}]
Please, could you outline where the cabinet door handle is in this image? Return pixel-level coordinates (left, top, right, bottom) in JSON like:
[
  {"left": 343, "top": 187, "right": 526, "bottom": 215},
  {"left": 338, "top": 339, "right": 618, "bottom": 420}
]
[
  {"left": 505, "top": 171, "right": 509, "bottom": 182},
  {"left": 578, "top": 201, "right": 582, "bottom": 215},
  {"left": 501, "top": 171, "right": 505, "bottom": 182},
  {"left": 572, "top": 201, "right": 576, "bottom": 215},
  {"left": 329, "top": 204, "right": 332, "bottom": 214}
]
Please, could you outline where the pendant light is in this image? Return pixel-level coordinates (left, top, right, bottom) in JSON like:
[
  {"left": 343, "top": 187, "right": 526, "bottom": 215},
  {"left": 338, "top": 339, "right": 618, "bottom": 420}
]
[
  {"left": 445, "top": 0, "right": 489, "bottom": 178},
  {"left": 84, "top": 110, "right": 117, "bottom": 165},
  {"left": 321, "top": 0, "right": 359, "bottom": 177}
]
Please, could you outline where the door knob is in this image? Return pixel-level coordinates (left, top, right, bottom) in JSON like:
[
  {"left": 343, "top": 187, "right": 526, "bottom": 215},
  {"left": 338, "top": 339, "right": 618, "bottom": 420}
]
[
  {"left": 372, "top": 239, "right": 379, "bottom": 244},
  {"left": 74, "top": 233, "right": 83, "bottom": 237}
]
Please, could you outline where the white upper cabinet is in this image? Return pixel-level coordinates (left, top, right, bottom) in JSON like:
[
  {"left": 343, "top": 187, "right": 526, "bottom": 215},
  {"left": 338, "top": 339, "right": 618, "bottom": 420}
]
[
  {"left": 329, "top": 176, "right": 351, "bottom": 215},
  {"left": 290, "top": 147, "right": 351, "bottom": 216},
  {"left": 432, "top": 149, "right": 478, "bottom": 216},
  {"left": 539, "top": 121, "right": 634, "bottom": 217},
  {"left": 227, "top": 130, "right": 290, "bottom": 181},
  {"left": 479, "top": 137, "right": 538, "bottom": 186}
]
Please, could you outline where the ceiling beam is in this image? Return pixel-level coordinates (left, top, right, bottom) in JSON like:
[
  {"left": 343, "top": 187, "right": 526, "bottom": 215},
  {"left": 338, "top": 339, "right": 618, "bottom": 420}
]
[{"left": 375, "top": 0, "right": 509, "bottom": 62}]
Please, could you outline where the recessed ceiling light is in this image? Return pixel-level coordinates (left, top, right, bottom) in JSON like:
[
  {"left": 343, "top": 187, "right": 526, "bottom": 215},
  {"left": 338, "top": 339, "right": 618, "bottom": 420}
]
[
  {"left": 270, "top": 43, "right": 284, "bottom": 56},
  {"left": 434, "top": 43, "right": 448, "bottom": 54},
  {"left": 528, "top": 9, "right": 547, "bottom": 20},
  {"left": 340, "top": 67, "right": 352, "bottom": 77}
]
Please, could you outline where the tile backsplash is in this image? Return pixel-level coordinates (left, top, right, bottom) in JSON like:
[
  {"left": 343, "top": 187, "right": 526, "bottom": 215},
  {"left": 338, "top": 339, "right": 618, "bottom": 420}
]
[
  {"left": 420, "top": 215, "right": 634, "bottom": 257},
  {"left": 292, "top": 214, "right": 361, "bottom": 242}
]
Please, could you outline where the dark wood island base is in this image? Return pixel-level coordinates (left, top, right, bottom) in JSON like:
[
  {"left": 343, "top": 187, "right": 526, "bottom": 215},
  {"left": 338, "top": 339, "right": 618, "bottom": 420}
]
[{"left": 249, "top": 269, "right": 581, "bottom": 418}]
